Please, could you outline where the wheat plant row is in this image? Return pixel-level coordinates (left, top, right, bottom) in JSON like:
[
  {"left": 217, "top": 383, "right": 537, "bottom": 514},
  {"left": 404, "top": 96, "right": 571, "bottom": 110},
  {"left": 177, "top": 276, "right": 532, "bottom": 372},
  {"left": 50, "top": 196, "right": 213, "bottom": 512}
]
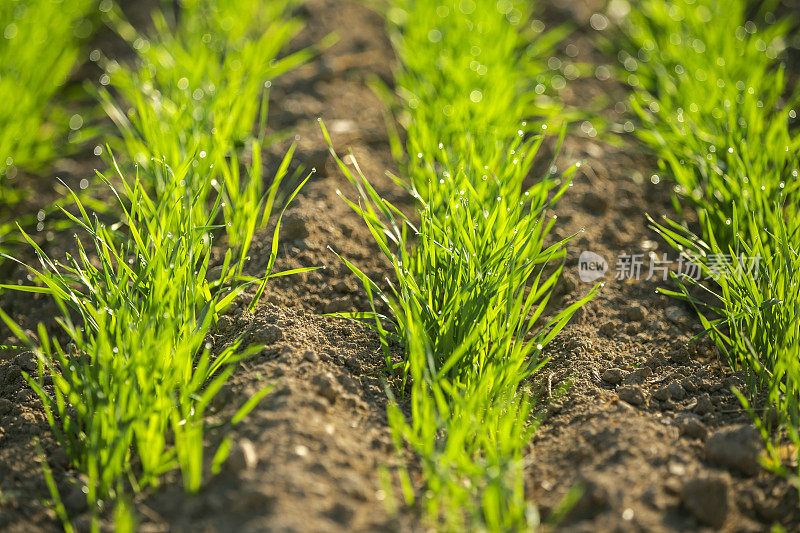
[
  {"left": 617, "top": 0, "right": 800, "bottom": 485},
  {"left": 328, "top": 0, "right": 595, "bottom": 529},
  {"left": 1, "top": 1, "right": 312, "bottom": 530}
]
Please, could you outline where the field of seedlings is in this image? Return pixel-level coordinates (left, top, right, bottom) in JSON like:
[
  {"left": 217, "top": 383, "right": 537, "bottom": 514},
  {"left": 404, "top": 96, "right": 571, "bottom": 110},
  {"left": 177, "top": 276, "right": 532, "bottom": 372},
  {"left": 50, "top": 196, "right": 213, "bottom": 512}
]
[{"left": 1, "top": 0, "right": 799, "bottom": 531}]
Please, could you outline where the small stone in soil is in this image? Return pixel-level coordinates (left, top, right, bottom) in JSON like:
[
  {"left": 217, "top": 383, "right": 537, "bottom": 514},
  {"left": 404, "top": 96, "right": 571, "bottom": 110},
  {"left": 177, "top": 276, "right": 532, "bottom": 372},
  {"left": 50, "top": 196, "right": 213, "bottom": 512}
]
[
  {"left": 623, "top": 366, "right": 652, "bottom": 385},
  {"left": 311, "top": 372, "right": 339, "bottom": 403},
  {"left": 330, "top": 119, "right": 357, "bottom": 134},
  {"left": 617, "top": 385, "right": 645, "bottom": 406},
  {"left": 626, "top": 304, "right": 646, "bottom": 322},
  {"left": 679, "top": 417, "right": 708, "bottom": 440},
  {"left": 601, "top": 368, "right": 624, "bottom": 384},
  {"left": 680, "top": 475, "right": 730, "bottom": 528},
  {"left": 599, "top": 321, "right": 617, "bottom": 337},
  {"left": 694, "top": 392, "right": 714, "bottom": 415},
  {"left": 665, "top": 305, "right": 687, "bottom": 324},
  {"left": 324, "top": 297, "right": 351, "bottom": 314},
  {"left": 294, "top": 444, "right": 310, "bottom": 457},
  {"left": 14, "top": 352, "right": 37, "bottom": 372},
  {"left": 303, "top": 350, "right": 320, "bottom": 363},
  {"left": 0, "top": 397, "right": 12, "bottom": 416},
  {"left": 581, "top": 191, "right": 609, "bottom": 214},
  {"left": 227, "top": 439, "right": 259, "bottom": 472},
  {"left": 705, "top": 424, "right": 762, "bottom": 476}
]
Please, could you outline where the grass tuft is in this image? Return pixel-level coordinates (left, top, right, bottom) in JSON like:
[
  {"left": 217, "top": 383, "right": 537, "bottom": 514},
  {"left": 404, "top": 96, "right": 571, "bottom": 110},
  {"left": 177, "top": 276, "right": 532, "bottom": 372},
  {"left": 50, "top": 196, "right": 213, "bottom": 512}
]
[
  {"left": 96, "top": 0, "right": 313, "bottom": 239},
  {"left": 0, "top": 152, "right": 291, "bottom": 523}
]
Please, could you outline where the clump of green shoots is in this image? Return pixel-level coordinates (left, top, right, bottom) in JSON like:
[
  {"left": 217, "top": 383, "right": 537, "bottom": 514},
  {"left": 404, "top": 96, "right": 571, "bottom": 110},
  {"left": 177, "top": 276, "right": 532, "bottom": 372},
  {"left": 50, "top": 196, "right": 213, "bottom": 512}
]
[
  {"left": 614, "top": 0, "right": 799, "bottom": 244},
  {"left": 0, "top": 0, "right": 96, "bottom": 181},
  {"left": 389, "top": 0, "right": 569, "bottom": 192},
  {"left": 652, "top": 204, "right": 799, "bottom": 480},
  {"left": 96, "top": 0, "right": 313, "bottom": 241},
  {"left": 0, "top": 0, "right": 97, "bottom": 259},
  {"left": 0, "top": 152, "right": 309, "bottom": 528},
  {"left": 329, "top": 127, "right": 593, "bottom": 530},
  {"left": 617, "top": 0, "right": 800, "bottom": 483},
  {"left": 328, "top": 0, "right": 594, "bottom": 528}
]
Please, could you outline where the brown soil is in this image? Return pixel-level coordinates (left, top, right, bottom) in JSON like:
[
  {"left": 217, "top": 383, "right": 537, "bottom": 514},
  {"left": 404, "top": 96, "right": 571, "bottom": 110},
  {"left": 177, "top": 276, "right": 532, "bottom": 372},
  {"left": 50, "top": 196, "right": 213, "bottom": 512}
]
[{"left": 1, "top": 1, "right": 798, "bottom": 532}]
